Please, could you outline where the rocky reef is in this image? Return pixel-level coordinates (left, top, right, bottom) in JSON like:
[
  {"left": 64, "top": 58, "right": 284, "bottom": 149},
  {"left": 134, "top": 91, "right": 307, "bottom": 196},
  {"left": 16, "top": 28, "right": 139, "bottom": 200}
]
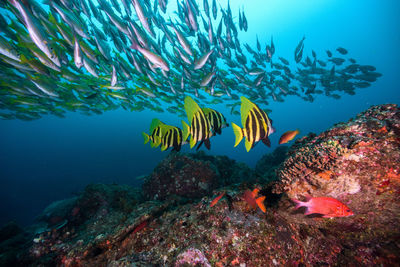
[
  {"left": 142, "top": 151, "right": 257, "bottom": 200},
  {"left": 0, "top": 104, "right": 399, "bottom": 266}
]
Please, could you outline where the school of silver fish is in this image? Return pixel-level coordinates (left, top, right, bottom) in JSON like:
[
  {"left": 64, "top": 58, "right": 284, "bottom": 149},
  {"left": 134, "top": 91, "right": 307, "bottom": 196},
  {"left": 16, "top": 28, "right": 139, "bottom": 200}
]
[{"left": 0, "top": 0, "right": 382, "bottom": 121}]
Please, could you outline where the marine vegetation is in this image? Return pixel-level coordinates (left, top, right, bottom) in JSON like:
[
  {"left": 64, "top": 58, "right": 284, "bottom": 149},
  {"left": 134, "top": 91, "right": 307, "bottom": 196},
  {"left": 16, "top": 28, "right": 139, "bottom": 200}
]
[{"left": 0, "top": 0, "right": 381, "bottom": 121}]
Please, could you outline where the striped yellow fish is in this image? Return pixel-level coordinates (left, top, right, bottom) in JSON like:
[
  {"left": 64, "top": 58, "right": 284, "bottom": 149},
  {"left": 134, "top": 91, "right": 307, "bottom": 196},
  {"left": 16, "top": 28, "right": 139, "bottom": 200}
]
[
  {"left": 182, "top": 96, "right": 212, "bottom": 150},
  {"left": 231, "top": 96, "right": 274, "bottom": 152},
  {"left": 160, "top": 125, "right": 184, "bottom": 152},
  {"left": 202, "top": 107, "right": 229, "bottom": 135},
  {"left": 142, "top": 118, "right": 166, "bottom": 148}
]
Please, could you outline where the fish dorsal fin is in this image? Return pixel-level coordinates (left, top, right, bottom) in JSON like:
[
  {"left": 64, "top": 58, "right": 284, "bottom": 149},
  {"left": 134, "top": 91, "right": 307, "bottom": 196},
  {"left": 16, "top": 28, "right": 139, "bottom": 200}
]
[
  {"left": 202, "top": 107, "right": 212, "bottom": 115},
  {"left": 149, "top": 118, "right": 162, "bottom": 133},
  {"left": 184, "top": 96, "right": 202, "bottom": 125},
  {"left": 240, "top": 96, "right": 256, "bottom": 127}
]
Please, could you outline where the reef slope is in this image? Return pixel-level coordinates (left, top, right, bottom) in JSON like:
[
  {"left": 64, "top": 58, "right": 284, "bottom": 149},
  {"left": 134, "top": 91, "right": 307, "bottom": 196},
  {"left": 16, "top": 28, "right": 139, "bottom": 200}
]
[{"left": 1, "top": 104, "right": 399, "bottom": 266}]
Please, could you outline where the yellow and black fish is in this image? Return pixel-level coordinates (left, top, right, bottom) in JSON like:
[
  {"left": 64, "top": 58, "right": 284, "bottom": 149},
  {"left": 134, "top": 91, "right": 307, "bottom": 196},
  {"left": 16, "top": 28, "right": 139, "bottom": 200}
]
[
  {"left": 160, "top": 125, "right": 185, "bottom": 152},
  {"left": 182, "top": 96, "right": 212, "bottom": 150},
  {"left": 202, "top": 107, "right": 229, "bottom": 135},
  {"left": 142, "top": 118, "right": 165, "bottom": 148},
  {"left": 231, "top": 96, "right": 274, "bottom": 152}
]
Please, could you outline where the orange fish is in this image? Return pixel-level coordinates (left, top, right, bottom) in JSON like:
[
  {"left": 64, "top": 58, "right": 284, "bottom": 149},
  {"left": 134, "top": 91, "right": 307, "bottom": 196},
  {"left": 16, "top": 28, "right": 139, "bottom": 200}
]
[
  {"left": 292, "top": 196, "right": 353, "bottom": 218},
  {"left": 243, "top": 188, "right": 266, "bottom": 213},
  {"left": 279, "top": 129, "right": 300, "bottom": 144},
  {"left": 210, "top": 192, "right": 225, "bottom": 207}
]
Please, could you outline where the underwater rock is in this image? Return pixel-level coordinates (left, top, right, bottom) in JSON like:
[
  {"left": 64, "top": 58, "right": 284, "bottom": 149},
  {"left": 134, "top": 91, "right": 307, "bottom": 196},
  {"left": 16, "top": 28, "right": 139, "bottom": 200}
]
[
  {"left": 0, "top": 221, "right": 22, "bottom": 243},
  {"left": 142, "top": 152, "right": 256, "bottom": 201},
  {"left": 175, "top": 248, "right": 211, "bottom": 267},
  {"left": 275, "top": 104, "right": 400, "bottom": 199},
  {"left": 274, "top": 104, "right": 400, "bottom": 264},
  {"left": 142, "top": 152, "right": 218, "bottom": 200},
  {"left": 190, "top": 151, "right": 258, "bottom": 186}
]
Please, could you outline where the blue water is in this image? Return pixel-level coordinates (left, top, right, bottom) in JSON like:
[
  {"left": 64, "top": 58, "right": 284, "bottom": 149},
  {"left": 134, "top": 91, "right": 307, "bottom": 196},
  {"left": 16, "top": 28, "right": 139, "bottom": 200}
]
[{"left": 1, "top": 0, "right": 399, "bottom": 226}]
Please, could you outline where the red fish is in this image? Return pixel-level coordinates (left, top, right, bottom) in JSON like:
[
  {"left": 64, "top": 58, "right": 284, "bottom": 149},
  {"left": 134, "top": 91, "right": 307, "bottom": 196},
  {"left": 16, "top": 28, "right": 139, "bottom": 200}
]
[
  {"left": 210, "top": 192, "right": 225, "bottom": 207},
  {"left": 292, "top": 196, "right": 353, "bottom": 218},
  {"left": 243, "top": 188, "right": 266, "bottom": 213},
  {"left": 132, "top": 220, "right": 148, "bottom": 235},
  {"left": 279, "top": 129, "right": 300, "bottom": 144}
]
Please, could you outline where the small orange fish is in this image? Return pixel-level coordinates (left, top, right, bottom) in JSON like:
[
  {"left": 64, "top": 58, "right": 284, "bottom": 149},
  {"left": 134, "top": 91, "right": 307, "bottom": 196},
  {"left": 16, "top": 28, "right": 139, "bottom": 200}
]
[
  {"left": 292, "top": 196, "right": 353, "bottom": 218},
  {"left": 210, "top": 192, "right": 225, "bottom": 207},
  {"left": 243, "top": 188, "right": 266, "bottom": 213},
  {"left": 279, "top": 129, "right": 300, "bottom": 144}
]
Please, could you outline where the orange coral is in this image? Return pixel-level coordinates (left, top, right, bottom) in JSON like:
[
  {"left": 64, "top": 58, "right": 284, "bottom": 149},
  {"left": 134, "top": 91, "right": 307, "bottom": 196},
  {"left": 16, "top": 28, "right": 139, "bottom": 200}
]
[
  {"left": 317, "top": 170, "right": 333, "bottom": 180},
  {"left": 377, "top": 126, "right": 388, "bottom": 134},
  {"left": 387, "top": 168, "right": 400, "bottom": 180}
]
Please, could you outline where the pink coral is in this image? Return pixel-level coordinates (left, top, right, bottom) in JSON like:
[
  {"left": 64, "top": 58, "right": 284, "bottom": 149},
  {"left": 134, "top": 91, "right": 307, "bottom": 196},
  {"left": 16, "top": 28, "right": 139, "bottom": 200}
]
[{"left": 175, "top": 248, "right": 211, "bottom": 267}]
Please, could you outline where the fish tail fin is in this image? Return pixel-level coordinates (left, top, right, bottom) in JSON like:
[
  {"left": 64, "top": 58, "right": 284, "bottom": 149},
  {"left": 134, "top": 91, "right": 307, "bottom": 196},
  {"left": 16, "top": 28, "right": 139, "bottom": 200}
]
[
  {"left": 292, "top": 199, "right": 305, "bottom": 210},
  {"left": 130, "top": 39, "right": 139, "bottom": 50},
  {"left": 256, "top": 196, "right": 266, "bottom": 213},
  {"left": 231, "top": 122, "right": 243, "bottom": 147},
  {"left": 142, "top": 132, "right": 150, "bottom": 144},
  {"left": 182, "top": 120, "right": 190, "bottom": 141}
]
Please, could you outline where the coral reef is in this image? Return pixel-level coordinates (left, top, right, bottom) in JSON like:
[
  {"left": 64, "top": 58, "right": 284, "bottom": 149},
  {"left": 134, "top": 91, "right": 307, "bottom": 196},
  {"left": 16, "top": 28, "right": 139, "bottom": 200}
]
[
  {"left": 0, "top": 104, "right": 399, "bottom": 266},
  {"left": 275, "top": 104, "right": 400, "bottom": 199}
]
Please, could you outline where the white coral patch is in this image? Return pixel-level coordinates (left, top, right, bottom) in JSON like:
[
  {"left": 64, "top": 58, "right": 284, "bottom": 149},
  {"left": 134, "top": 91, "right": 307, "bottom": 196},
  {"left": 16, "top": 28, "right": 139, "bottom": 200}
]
[{"left": 325, "top": 174, "right": 361, "bottom": 197}]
